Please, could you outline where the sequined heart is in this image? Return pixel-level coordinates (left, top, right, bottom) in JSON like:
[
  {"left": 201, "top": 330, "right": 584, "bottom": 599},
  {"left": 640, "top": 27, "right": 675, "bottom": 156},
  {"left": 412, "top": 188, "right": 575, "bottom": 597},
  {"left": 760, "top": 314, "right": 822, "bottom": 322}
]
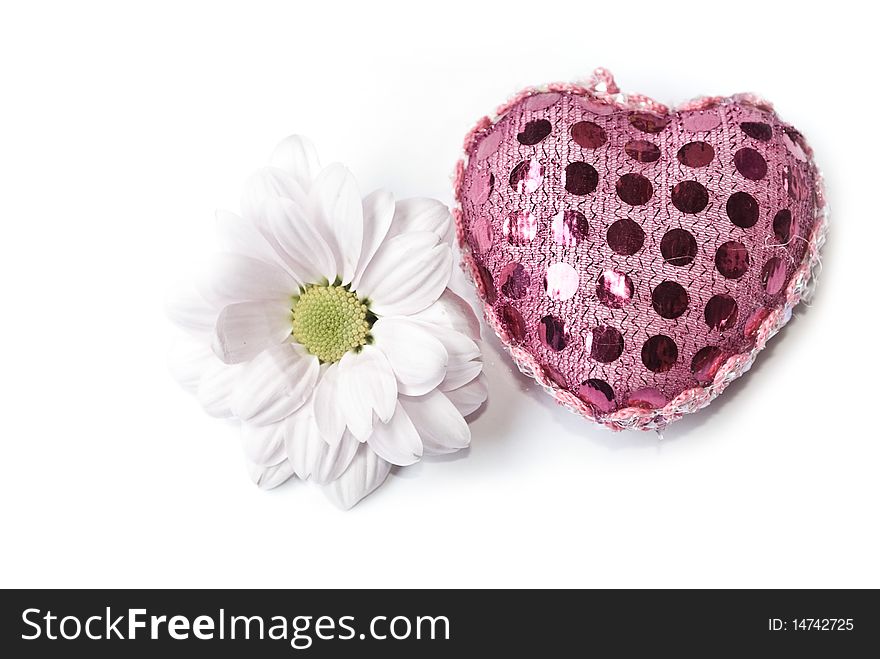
[{"left": 455, "top": 70, "right": 825, "bottom": 431}]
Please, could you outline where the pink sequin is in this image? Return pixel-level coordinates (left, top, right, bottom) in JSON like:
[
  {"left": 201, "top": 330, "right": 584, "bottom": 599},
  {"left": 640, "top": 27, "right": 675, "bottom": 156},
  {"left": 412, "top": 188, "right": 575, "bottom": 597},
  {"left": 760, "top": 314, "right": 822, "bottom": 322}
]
[
  {"left": 677, "top": 142, "right": 715, "bottom": 168},
  {"left": 522, "top": 93, "right": 560, "bottom": 111},
  {"left": 624, "top": 139, "right": 661, "bottom": 163},
  {"left": 627, "top": 387, "right": 667, "bottom": 409},
  {"left": 761, "top": 257, "right": 786, "bottom": 295},
  {"left": 499, "top": 304, "right": 527, "bottom": 344},
  {"left": 734, "top": 147, "right": 768, "bottom": 180},
  {"left": 469, "top": 216, "right": 494, "bottom": 253},
  {"left": 503, "top": 211, "right": 537, "bottom": 245},
  {"left": 510, "top": 159, "right": 544, "bottom": 193},
  {"left": 544, "top": 262, "right": 579, "bottom": 301},
  {"left": 577, "top": 379, "right": 616, "bottom": 413},
  {"left": 691, "top": 346, "right": 727, "bottom": 384},
  {"left": 571, "top": 121, "right": 607, "bottom": 149},
  {"left": 596, "top": 270, "right": 634, "bottom": 308},
  {"left": 499, "top": 262, "right": 531, "bottom": 300},
  {"left": 551, "top": 210, "right": 589, "bottom": 246},
  {"left": 681, "top": 111, "right": 721, "bottom": 132},
  {"left": 471, "top": 169, "right": 494, "bottom": 205}
]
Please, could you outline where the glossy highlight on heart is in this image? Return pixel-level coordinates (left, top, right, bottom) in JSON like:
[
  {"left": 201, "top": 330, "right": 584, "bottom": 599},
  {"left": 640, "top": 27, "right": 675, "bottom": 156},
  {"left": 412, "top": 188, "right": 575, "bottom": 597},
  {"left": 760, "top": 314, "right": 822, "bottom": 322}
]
[{"left": 455, "top": 69, "right": 826, "bottom": 431}]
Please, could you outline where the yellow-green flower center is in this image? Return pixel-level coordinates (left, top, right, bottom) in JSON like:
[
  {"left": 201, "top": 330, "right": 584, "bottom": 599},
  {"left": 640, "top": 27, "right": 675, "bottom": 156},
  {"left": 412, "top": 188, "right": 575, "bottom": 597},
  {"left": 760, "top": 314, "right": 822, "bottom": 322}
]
[{"left": 291, "top": 284, "right": 372, "bottom": 363}]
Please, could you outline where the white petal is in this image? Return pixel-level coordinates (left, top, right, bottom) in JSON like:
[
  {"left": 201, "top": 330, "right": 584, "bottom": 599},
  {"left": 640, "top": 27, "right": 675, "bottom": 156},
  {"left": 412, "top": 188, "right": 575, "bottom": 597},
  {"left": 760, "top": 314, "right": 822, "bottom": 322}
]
[
  {"left": 409, "top": 289, "right": 482, "bottom": 341},
  {"left": 269, "top": 135, "right": 321, "bottom": 191},
  {"left": 313, "top": 363, "right": 346, "bottom": 447},
  {"left": 372, "top": 317, "right": 447, "bottom": 396},
  {"left": 199, "top": 253, "right": 297, "bottom": 307},
  {"left": 440, "top": 359, "right": 483, "bottom": 392},
  {"left": 240, "top": 166, "right": 307, "bottom": 222},
  {"left": 323, "top": 443, "right": 392, "bottom": 509},
  {"left": 388, "top": 197, "right": 453, "bottom": 244},
  {"left": 168, "top": 336, "right": 214, "bottom": 394},
  {"left": 241, "top": 420, "right": 287, "bottom": 466},
  {"left": 419, "top": 323, "right": 481, "bottom": 365},
  {"left": 215, "top": 210, "right": 279, "bottom": 265},
  {"left": 400, "top": 390, "right": 470, "bottom": 455},
  {"left": 285, "top": 406, "right": 360, "bottom": 484},
  {"left": 337, "top": 345, "right": 398, "bottom": 441},
  {"left": 412, "top": 321, "right": 483, "bottom": 391},
  {"left": 166, "top": 283, "right": 218, "bottom": 338},
  {"left": 357, "top": 232, "right": 453, "bottom": 316},
  {"left": 247, "top": 459, "right": 295, "bottom": 490},
  {"left": 310, "top": 163, "right": 363, "bottom": 285},
  {"left": 443, "top": 374, "right": 488, "bottom": 417},
  {"left": 366, "top": 401, "right": 422, "bottom": 466},
  {"left": 283, "top": 404, "right": 321, "bottom": 478},
  {"left": 263, "top": 196, "right": 336, "bottom": 284},
  {"left": 230, "top": 343, "right": 319, "bottom": 425},
  {"left": 311, "top": 431, "right": 360, "bottom": 484},
  {"left": 351, "top": 189, "right": 394, "bottom": 289},
  {"left": 212, "top": 300, "right": 292, "bottom": 364},
  {"left": 197, "top": 359, "right": 240, "bottom": 418}
]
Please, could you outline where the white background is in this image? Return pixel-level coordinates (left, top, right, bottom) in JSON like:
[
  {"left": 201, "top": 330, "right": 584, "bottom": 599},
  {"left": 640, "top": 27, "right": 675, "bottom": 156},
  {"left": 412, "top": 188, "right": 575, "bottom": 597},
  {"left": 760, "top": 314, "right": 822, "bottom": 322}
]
[{"left": 2, "top": 1, "right": 877, "bottom": 588}]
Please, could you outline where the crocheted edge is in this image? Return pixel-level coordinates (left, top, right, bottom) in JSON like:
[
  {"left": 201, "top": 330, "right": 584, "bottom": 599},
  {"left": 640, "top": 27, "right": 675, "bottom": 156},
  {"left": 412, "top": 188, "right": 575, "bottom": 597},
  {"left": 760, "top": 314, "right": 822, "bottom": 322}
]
[{"left": 453, "top": 70, "right": 827, "bottom": 432}]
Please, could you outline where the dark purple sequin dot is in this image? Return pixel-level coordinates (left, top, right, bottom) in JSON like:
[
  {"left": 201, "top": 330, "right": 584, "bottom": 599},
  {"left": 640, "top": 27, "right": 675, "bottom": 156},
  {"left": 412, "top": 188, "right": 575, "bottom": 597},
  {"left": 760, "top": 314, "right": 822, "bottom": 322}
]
[
  {"left": 577, "top": 379, "right": 615, "bottom": 413},
  {"left": 499, "top": 262, "right": 530, "bottom": 300},
  {"left": 660, "top": 228, "right": 697, "bottom": 266},
  {"left": 740, "top": 122, "right": 772, "bottom": 141},
  {"left": 761, "top": 257, "right": 786, "bottom": 295},
  {"left": 641, "top": 335, "right": 678, "bottom": 373},
  {"left": 476, "top": 263, "right": 496, "bottom": 304},
  {"left": 671, "top": 181, "right": 709, "bottom": 214},
  {"left": 590, "top": 326, "right": 624, "bottom": 363},
  {"left": 726, "top": 191, "right": 759, "bottom": 228},
  {"left": 571, "top": 121, "right": 607, "bottom": 149},
  {"left": 616, "top": 173, "right": 653, "bottom": 205},
  {"left": 607, "top": 219, "right": 645, "bottom": 255},
  {"left": 628, "top": 112, "right": 670, "bottom": 133},
  {"left": 734, "top": 147, "right": 767, "bottom": 180},
  {"left": 691, "top": 346, "right": 726, "bottom": 384},
  {"left": 539, "top": 315, "right": 567, "bottom": 352},
  {"left": 517, "top": 119, "right": 552, "bottom": 145},
  {"left": 704, "top": 294, "right": 738, "bottom": 331},
  {"left": 596, "top": 270, "right": 634, "bottom": 308},
  {"left": 564, "top": 162, "right": 598, "bottom": 195},
  {"left": 498, "top": 304, "right": 526, "bottom": 344},
  {"left": 772, "top": 209, "right": 795, "bottom": 244},
  {"left": 715, "top": 241, "right": 750, "bottom": 279},
  {"left": 624, "top": 139, "right": 661, "bottom": 163},
  {"left": 677, "top": 141, "right": 715, "bottom": 168},
  {"left": 651, "top": 281, "right": 689, "bottom": 319}
]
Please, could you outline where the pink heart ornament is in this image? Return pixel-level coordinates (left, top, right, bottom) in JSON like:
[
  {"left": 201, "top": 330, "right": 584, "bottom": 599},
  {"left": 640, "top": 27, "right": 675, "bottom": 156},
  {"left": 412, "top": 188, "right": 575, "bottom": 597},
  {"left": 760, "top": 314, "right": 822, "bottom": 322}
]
[{"left": 455, "top": 70, "right": 825, "bottom": 431}]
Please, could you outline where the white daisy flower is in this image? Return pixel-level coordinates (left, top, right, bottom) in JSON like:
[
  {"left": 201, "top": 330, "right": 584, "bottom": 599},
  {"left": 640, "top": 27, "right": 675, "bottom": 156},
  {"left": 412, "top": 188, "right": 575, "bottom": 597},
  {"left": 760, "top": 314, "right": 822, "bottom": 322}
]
[{"left": 167, "top": 135, "right": 487, "bottom": 508}]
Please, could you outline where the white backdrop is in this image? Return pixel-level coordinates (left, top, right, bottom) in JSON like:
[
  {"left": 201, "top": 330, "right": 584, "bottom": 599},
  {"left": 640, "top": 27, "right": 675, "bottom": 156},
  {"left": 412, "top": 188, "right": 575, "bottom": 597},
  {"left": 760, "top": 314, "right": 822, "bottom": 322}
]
[{"left": 2, "top": 0, "right": 876, "bottom": 588}]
